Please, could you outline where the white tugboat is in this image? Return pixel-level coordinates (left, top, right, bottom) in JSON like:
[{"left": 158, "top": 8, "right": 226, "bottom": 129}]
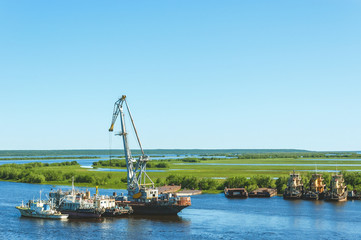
[{"left": 15, "top": 191, "right": 68, "bottom": 219}]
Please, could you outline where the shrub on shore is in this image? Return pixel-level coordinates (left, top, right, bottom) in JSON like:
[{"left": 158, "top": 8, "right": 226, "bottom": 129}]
[{"left": 165, "top": 174, "right": 218, "bottom": 190}]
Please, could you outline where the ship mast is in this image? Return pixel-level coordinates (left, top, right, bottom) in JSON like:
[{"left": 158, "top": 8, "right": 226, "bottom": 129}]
[{"left": 109, "top": 95, "right": 154, "bottom": 200}]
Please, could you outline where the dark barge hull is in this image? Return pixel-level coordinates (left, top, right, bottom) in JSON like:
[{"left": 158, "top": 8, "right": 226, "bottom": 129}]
[
  {"left": 61, "top": 210, "right": 102, "bottom": 219},
  {"left": 249, "top": 189, "right": 277, "bottom": 198},
  {"left": 225, "top": 195, "right": 248, "bottom": 199},
  {"left": 101, "top": 210, "right": 132, "bottom": 217},
  {"left": 117, "top": 202, "right": 188, "bottom": 215},
  {"left": 283, "top": 193, "right": 302, "bottom": 200},
  {"left": 347, "top": 191, "right": 361, "bottom": 200},
  {"left": 325, "top": 194, "right": 347, "bottom": 202},
  {"left": 302, "top": 195, "right": 319, "bottom": 200},
  {"left": 224, "top": 188, "right": 248, "bottom": 199},
  {"left": 348, "top": 195, "right": 361, "bottom": 200},
  {"left": 302, "top": 192, "right": 325, "bottom": 200}
]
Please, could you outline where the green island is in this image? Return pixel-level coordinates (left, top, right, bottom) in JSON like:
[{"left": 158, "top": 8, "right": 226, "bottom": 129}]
[{"left": 1, "top": 151, "right": 361, "bottom": 194}]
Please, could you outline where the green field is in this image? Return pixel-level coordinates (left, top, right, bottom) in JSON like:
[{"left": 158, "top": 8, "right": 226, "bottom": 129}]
[{"left": 2, "top": 154, "right": 361, "bottom": 194}]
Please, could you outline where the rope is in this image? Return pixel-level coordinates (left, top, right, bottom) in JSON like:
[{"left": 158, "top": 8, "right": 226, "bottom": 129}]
[
  {"left": 124, "top": 99, "right": 145, "bottom": 156},
  {"left": 109, "top": 132, "right": 112, "bottom": 166}
]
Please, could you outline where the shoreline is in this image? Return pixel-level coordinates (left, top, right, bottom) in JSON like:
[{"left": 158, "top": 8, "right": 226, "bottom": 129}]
[{"left": 0, "top": 179, "right": 223, "bottom": 194}]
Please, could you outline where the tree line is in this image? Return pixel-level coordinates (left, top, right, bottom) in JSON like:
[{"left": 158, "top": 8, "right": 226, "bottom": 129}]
[{"left": 93, "top": 159, "right": 170, "bottom": 168}]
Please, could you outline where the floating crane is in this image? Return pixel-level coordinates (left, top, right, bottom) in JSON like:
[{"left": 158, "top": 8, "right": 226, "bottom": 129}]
[
  {"left": 109, "top": 95, "right": 191, "bottom": 214},
  {"left": 109, "top": 95, "right": 156, "bottom": 201}
]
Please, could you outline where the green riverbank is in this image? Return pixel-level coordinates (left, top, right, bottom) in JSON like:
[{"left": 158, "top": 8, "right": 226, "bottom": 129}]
[{"left": 2, "top": 156, "right": 361, "bottom": 193}]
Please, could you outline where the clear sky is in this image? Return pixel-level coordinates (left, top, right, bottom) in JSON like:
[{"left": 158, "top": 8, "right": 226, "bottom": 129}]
[{"left": 0, "top": 0, "right": 360, "bottom": 151}]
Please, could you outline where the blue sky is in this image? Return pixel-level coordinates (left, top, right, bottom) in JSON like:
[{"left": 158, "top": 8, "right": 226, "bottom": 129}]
[{"left": 0, "top": 0, "right": 360, "bottom": 151}]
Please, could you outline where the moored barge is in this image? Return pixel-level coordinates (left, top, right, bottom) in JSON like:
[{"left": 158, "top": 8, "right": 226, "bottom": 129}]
[
  {"left": 224, "top": 187, "right": 248, "bottom": 198},
  {"left": 348, "top": 190, "right": 361, "bottom": 200},
  {"left": 249, "top": 188, "right": 277, "bottom": 198}
]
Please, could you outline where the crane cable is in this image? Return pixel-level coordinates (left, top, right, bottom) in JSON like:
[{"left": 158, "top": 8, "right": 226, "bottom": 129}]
[
  {"left": 124, "top": 99, "right": 145, "bottom": 156},
  {"left": 109, "top": 132, "right": 113, "bottom": 166}
]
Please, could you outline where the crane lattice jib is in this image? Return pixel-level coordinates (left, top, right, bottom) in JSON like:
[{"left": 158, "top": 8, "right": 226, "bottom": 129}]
[{"left": 108, "top": 95, "right": 154, "bottom": 199}]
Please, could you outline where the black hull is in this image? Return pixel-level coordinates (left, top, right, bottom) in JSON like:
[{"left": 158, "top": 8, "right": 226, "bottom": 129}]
[
  {"left": 325, "top": 194, "right": 347, "bottom": 202},
  {"left": 118, "top": 202, "right": 188, "bottom": 215},
  {"left": 249, "top": 193, "right": 276, "bottom": 198},
  {"left": 347, "top": 196, "right": 361, "bottom": 200},
  {"left": 225, "top": 195, "right": 248, "bottom": 199},
  {"left": 302, "top": 192, "right": 325, "bottom": 201},
  {"left": 61, "top": 210, "right": 102, "bottom": 219},
  {"left": 224, "top": 188, "right": 248, "bottom": 199},
  {"left": 302, "top": 195, "right": 318, "bottom": 200},
  {"left": 101, "top": 210, "right": 131, "bottom": 217},
  {"left": 283, "top": 193, "right": 302, "bottom": 200}
]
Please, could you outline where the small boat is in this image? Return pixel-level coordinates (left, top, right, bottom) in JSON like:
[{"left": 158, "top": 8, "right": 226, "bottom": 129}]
[
  {"left": 50, "top": 182, "right": 134, "bottom": 218},
  {"left": 56, "top": 191, "right": 103, "bottom": 219},
  {"left": 15, "top": 199, "right": 68, "bottom": 219},
  {"left": 249, "top": 188, "right": 277, "bottom": 198},
  {"left": 224, "top": 187, "right": 248, "bottom": 198},
  {"left": 348, "top": 190, "right": 361, "bottom": 200},
  {"left": 325, "top": 174, "right": 347, "bottom": 202},
  {"left": 302, "top": 173, "right": 326, "bottom": 200},
  {"left": 283, "top": 171, "right": 304, "bottom": 199}
]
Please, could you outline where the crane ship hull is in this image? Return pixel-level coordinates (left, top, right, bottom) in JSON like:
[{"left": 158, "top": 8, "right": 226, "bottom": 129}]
[{"left": 117, "top": 201, "right": 189, "bottom": 215}]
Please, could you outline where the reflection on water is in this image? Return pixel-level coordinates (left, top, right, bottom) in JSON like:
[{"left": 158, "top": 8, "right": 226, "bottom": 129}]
[
  {"left": 128, "top": 214, "right": 187, "bottom": 223},
  {"left": 0, "top": 154, "right": 230, "bottom": 166}
]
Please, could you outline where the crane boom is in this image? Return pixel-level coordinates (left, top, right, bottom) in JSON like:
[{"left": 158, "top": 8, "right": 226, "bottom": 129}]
[{"left": 109, "top": 95, "right": 154, "bottom": 200}]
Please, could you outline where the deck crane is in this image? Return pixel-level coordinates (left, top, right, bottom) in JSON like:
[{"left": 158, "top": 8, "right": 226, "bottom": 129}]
[{"left": 109, "top": 95, "right": 156, "bottom": 201}]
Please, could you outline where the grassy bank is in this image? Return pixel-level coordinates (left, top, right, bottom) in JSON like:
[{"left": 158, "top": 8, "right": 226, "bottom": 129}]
[{"left": 2, "top": 156, "right": 361, "bottom": 193}]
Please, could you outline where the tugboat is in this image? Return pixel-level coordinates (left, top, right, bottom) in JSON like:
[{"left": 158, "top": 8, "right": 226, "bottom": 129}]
[
  {"left": 15, "top": 191, "right": 68, "bottom": 219},
  {"left": 302, "top": 174, "right": 326, "bottom": 200},
  {"left": 348, "top": 190, "right": 361, "bottom": 200},
  {"left": 109, "top": 95, "right": 191, "bottom": 215},
  {"left": 49, "top": 183, "right": 132, "bottom": 218},
  {"left": 325, "top": 174, "right": 347, "bottom": 202},
  {"left": 55, "top": 187, "right": 103, "bottom": 219},
  {"left": 224, "top": 187, "right": 248, "bottom": 198},
  {"left": 283, "top": 171, "right": 304, "bottom": 199}
]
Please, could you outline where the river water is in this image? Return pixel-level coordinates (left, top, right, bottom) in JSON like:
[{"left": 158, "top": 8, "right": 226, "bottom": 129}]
[{"left": 1, "top": 181, "right": 361, "bottom": 239}]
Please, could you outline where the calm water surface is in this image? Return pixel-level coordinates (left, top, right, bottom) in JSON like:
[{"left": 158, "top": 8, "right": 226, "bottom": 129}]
[
  {"left": 0, "top": 154, "right": 227, "bottom": 168},
  {"left": 175, "top": 163, "right": 361, "bottom": 167},
  {"left": 1, "top": 181, "right": 361, "bottom": 239}
]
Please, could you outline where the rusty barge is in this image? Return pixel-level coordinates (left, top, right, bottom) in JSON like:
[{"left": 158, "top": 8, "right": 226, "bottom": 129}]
[
  {"left": 224, "top": 187, "right": 248, "bottom": 198},
  {"left": 249, "top": 188, "right": 277, "bottom": 198}
]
